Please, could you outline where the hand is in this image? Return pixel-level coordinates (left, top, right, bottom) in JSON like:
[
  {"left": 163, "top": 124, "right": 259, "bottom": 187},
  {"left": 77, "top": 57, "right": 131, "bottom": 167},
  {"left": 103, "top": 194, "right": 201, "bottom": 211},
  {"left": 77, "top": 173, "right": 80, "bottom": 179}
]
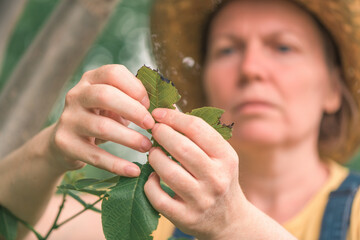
[
  {"left": 144, "top": 108, "right": 246, "bottom": 239},
  {"left": 48, "top": 64, "right": 155, "bottom": 177}
]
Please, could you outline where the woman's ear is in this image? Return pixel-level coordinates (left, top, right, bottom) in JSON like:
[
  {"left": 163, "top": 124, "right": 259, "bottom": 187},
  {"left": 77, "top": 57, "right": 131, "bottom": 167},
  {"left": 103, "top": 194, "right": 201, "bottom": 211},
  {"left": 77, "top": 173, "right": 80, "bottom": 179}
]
[{"left": 324, "top": 66, "right": 342, "bottom": 114}]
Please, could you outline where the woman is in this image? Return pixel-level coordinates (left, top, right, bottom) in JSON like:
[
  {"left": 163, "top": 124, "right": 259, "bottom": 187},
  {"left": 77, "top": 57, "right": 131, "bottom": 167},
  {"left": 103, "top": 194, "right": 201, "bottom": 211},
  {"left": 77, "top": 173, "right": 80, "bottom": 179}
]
[
  {"left": 0, "top": 0, "right": 359, "bottom": 239},
  {"left": 149, "top": 0, "right": 360, "bottom": 239}
]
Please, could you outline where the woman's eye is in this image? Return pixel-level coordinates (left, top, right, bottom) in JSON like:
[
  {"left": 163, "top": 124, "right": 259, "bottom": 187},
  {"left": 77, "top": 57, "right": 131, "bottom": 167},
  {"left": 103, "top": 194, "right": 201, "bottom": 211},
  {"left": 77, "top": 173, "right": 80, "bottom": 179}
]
[
  {"left": 276, "top": 45, "right": 292, "bottom": 53},
  {"left": 217, "top": 47, "right": 235, "bottom": 57}
]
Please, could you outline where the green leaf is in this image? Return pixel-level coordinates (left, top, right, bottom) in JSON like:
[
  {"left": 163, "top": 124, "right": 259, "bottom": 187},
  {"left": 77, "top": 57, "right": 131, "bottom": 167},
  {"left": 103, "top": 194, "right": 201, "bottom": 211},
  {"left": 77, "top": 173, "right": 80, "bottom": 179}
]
[
  {"left": 101, "top": 163, "right": 159, "bottom": 240},
  {"left": 63, "top": 171, "right": 85, "bottom": 185},
  {"left": 74, "top": 178, "right": 100, "bottom": 189},
  {"left": 58, "top": 175, "right": 120, "bottom": 197},
  {"left": 0, "top": 206, "right": 18, "bottom": 240},
  {"left": 188, "top": 107, "right": 233, "bottom": 140},
  {"left": 74, "top": 176, "right": 120, "bottom": 189},
  {"left": 57, "top": 184, "right": 106, "bottom": 196},
  {"left": 136, "top": 66, "right": 180, "bottom": 113}
]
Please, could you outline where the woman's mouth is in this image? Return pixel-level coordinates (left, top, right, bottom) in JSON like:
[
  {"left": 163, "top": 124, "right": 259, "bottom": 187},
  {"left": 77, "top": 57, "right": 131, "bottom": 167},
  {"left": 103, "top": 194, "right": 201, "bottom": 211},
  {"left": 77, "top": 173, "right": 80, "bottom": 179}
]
[{"left": 234, "top": 101, "right": 275, "bottom": 115}]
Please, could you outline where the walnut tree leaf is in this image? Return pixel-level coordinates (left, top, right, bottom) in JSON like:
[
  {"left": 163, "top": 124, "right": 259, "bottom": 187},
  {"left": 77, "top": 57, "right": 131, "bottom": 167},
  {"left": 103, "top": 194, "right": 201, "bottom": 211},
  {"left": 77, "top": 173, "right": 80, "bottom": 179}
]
[
  {"left": 188, "top": 107, "right": 233, "bottom": 140},
  {"left": 0, "top": 206, "right": 18, "bottom": 240},
  {"left": 136, "top": 66, "right": 180, "bottom": 113},
  {"left": 101, "top": 163, "right": 159, "bottom": 240}
]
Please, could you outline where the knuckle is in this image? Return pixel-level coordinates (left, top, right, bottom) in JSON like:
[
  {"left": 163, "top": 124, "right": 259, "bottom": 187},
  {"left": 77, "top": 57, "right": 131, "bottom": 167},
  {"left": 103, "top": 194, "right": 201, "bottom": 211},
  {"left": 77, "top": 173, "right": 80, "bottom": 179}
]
[
  {"left": 53, "top": 128, "right": 68, "bottom": 152},
  {"left": 177, "top": 141, "right": 192, "bottom": 158},
  {"left": 65, "top": 88, "right": 78, "bottom": 106},
  {"left": 58, "top": 110, "right": 70, "bottom": 125},
  {"left": 87, "top": 150, "right": 102, "bottom": 167},
  {"left": 165, "top": 168, "right": 180, "bottom": 184},
  {"left": 105, "top": 64, "right": 125, "bottom": 80},
  {"left": 110, "top": 159, "right": 121, "bottom": 174},
  {"left": 81, "top": 69, "right": 93, "bottom": 80},
  {"left": 148, "top": 148, "right": 163, "bottom": 166},
  {"left": 94, "top": 118, "right": 109, "bottom": 137},
  {"left": 197, "top": 196, "right": 216, "bottom": 212},
  {"left": 94, "top": 86, "right": 111, "bottom": 104},
  {"left": 187, "top": 116, "right": 204, "bottom": 133},
  {"left": 130, "top": 104, "right": 146, "bottom": 119},
  {"left": 132, "top": 85, "right": 147, "bottom": 101},
  {"left": 132, "top": 135, "right": 145, "bottom": 150},
  {"left": 152, "top": 195, "right": 167, "bottom": 210},
  {"left": 209, "top": 175, "right": 229, "bottom": 195}
]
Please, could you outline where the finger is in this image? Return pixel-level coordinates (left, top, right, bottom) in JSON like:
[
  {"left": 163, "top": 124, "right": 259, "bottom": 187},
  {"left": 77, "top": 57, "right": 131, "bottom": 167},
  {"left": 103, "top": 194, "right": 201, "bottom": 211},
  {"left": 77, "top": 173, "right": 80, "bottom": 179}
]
[
  {"left": 85, "top": 64, "right": 150, "bottom": 109},
  {"left": 148, "top": 147, "right": 200, "bottom": 201},
  {"left": 152, "top": 108, "right": 231, "bottom": 158},
  {"left": 79, "top": 84, "right": 154, "bottom": 129},
  {"left": 75, "top": 109, "right": 152, "bottom": 153},
  {"left": 100, "top": 110, "right": 130, "bottom": 127},
  {"left": 151, "top": 123, "right": 212, "bottom": 179},
  {"left": 57, "top": 133, "right": 140, "bottom": 177},
  {"left": 144, "top": 172, "right": 186, "bottom": 220}
]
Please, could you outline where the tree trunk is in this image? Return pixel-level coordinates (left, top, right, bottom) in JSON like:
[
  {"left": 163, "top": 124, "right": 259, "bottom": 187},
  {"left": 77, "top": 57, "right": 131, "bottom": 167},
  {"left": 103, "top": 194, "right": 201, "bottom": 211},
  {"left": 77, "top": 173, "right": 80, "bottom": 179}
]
[
  {"left": 0, "top": 0, "right": 121, "bottom": 158},
  {"left": 0, "top": 0, "right": 27, "bottom": 76}
]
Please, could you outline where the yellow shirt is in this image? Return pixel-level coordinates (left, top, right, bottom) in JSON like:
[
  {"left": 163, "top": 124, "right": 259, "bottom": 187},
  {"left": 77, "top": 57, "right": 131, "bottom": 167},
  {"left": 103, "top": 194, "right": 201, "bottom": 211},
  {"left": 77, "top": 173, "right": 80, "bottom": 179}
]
[
  {"left": 153, "top": 161, "right": 360, "bottom": 240},
  {"left": 283, "top": 161, "right": 360, "bottom": 240}
]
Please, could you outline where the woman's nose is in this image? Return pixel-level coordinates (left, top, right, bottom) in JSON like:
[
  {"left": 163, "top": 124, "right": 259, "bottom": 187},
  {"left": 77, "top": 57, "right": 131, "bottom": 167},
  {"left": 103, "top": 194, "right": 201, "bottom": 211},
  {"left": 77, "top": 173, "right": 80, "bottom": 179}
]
[{"left": 238, "top": 43, "right": 266, "bottom": 86}]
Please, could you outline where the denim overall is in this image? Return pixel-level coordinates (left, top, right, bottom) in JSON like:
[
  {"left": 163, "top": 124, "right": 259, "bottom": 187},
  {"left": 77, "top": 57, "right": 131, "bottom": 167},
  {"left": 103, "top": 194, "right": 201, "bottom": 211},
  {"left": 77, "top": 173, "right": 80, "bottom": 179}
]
[{"left": 172, "top": 172, "right": 360, "bottom": 240}]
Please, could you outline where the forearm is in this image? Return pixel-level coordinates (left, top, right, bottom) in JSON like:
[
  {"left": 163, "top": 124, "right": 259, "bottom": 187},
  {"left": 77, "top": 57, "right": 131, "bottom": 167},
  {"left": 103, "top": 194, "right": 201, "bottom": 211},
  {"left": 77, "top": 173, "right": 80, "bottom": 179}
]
[{"left": 0, "top": 124, "right": 66, "bottom": 225}]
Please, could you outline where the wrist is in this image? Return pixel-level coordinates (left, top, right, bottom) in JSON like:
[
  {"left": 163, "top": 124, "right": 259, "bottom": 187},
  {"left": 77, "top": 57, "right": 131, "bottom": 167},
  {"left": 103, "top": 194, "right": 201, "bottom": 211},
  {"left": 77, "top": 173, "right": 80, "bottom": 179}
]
[
  {"left": 200, "top": 200, "right": 296, "bottom": 240},
  {"left": 202, "top": 199, "right": 252, "bottom": 240}
]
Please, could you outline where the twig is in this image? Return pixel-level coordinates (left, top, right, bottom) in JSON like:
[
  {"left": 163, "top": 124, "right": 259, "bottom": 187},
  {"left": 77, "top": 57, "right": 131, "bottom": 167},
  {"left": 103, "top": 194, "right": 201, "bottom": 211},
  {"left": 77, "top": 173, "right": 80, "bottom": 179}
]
[
  {"left": 17, "top": 218, "right": 44, "bottom": 240},
  {"left": 55, "top": 195, "right": 105, "bottom": 228},
  {"left": 43, "top": 192, "right": 67, "bottom": 239},
  {"left": 17, "top": 192, "right": 104, "bottom": 240}
]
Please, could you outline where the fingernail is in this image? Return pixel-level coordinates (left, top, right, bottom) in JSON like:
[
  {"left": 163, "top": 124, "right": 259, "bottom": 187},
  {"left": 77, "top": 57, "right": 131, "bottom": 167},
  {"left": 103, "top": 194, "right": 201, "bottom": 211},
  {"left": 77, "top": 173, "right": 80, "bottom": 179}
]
[
  {"left": 149, "top": 172, "right": 155, "bottom": 179},
  {"left": 141, "top": 96, "right": 150, "bottom": 108},
  {"left": 141, "top": 138, "right": 152, "bottom": 152},
  {"left": 125, "top": 165, "right": 140, "bottom": 177},
  {"left": 152, "top": 109, "right": 167, "bottom": 120},
  {"left": 143, "top": 114, "right": 155, "bottom": 129}
]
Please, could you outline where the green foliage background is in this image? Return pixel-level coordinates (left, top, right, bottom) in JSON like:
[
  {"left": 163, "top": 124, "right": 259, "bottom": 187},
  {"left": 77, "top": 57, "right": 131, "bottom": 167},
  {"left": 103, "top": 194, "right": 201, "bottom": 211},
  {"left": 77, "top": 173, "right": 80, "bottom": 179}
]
[
  {"left": 0, "top": 0, "right": 360, "bottom": 178},
  {"left": 0, "top": 0, "right": 156, "bottom": 179}
]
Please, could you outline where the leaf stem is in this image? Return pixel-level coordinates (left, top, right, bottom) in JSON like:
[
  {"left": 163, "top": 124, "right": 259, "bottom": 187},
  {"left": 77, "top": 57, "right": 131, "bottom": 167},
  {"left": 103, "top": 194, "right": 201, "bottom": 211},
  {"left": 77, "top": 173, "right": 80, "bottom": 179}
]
[
  {"left": 17, "top": 217, "right": 45, "bottom": 240},
  {"left": 55, "top": 195, "right": 105, "bottom": 228},
  {"left": 43, "top": 192, "right": 67, "bottom": 239}
]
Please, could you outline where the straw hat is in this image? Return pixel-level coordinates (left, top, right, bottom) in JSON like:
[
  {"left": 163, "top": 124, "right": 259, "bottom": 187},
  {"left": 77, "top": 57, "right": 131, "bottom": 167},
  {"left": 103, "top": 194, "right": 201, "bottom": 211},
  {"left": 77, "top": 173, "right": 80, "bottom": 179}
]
[{"left": 150, "top": 0, "right": 360, "bottom": 161}]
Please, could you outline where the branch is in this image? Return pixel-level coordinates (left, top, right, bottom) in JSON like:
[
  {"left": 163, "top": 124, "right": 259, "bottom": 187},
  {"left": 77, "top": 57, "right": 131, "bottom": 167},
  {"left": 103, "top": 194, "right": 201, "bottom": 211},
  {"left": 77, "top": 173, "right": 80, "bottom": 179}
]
[
  {"left": 43, "top": 193, "right": 67, "bottom": 239},
  {"left": 55, "top": 195, "right": 105, "bottom": 228},
  {"left": 0, "top": 0, "right": 121, "bottom": 158}
]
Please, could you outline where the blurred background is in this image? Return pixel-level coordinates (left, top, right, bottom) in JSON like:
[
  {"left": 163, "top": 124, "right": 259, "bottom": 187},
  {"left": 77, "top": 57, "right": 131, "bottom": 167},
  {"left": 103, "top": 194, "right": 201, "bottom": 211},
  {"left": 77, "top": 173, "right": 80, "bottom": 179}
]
[{"left": 0, "top": 0, "right": 359, "bottom": 181}]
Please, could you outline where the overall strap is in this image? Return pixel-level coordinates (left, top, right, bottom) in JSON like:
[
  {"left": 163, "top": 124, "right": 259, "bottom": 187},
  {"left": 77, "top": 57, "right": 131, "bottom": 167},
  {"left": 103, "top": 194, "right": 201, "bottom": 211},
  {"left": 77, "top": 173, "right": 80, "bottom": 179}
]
[{"left": 319, "top": 172, "right": 360, "bottom": 240}]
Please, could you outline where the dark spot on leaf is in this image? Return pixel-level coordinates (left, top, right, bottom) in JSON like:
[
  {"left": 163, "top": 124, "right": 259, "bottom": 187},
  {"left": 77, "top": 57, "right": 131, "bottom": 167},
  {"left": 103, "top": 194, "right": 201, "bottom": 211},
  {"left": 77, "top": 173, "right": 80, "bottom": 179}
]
[
  {"left": 222, "top": 122, "right": 234, "bottom": 129},
  {"left": 159, "top": 74, "right": 175, "bottom": 86}
]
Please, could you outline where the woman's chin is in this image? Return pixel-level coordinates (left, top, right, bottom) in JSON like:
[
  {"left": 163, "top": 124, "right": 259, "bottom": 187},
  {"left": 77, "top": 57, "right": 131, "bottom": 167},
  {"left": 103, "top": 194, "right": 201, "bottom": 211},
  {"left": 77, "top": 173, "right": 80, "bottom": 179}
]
[{"left": 230, "top": 123, "right": 285, "bottom": 148}]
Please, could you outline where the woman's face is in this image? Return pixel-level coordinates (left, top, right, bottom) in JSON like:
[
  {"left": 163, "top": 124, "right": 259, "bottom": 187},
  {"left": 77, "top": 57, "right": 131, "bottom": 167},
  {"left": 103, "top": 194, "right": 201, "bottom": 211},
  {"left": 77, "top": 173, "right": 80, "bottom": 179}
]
[{"left": 203, "top": 0, "right": 341, "bottom": 150}]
